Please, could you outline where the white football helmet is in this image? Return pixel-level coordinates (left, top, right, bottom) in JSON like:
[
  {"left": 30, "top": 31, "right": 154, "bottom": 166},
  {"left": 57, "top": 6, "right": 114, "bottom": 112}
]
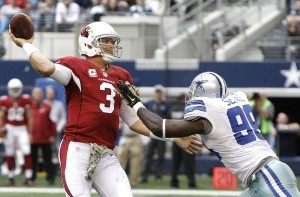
[
  {"left": 7, "top": 78, "right": 23, "bottom": 98},
  {"left": 187, "top": 72, "right": 227, "bottom": 100},
  {"left": 78, "top": 22, "right": 122, "bottom": 64}
]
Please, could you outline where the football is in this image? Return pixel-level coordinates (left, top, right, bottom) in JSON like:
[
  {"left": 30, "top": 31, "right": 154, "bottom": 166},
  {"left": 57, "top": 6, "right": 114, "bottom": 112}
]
[{"left": 10, "top": 13, "right": 34, "bottom": 39}]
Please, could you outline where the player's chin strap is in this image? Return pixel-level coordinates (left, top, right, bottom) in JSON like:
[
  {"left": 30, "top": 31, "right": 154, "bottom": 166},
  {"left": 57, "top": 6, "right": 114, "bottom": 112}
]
[{"left": 86, "top": 143, "right": 111, "bottom": 180}]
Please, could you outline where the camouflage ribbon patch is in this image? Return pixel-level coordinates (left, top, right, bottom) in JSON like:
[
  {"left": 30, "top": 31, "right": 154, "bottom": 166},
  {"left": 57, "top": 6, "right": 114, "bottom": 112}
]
[{"left": 86, "top": 143, "right": 110, "bottom": 180}]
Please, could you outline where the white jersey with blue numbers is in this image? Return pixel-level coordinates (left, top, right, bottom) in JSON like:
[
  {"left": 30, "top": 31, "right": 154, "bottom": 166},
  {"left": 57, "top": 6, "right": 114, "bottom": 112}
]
[{"left": 184, "top": 91, "right": 278, "bottom": 186}]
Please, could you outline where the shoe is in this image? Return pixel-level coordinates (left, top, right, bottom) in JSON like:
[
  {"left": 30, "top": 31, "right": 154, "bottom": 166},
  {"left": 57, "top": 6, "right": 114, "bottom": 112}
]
[
  {"left": 188, "top": 183, "right": 197, "bottom": 189},
  {"left": 6, "top": 179, "right": 15, "bottom": 186},
  {"left": 24, "top": 179, "right": 34, "bottom": 186}
]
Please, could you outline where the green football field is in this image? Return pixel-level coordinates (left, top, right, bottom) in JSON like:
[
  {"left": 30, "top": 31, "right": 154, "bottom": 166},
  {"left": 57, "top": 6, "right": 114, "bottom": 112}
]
[{"left": 0, "top": 174, "right": 299, "bottom": 197}]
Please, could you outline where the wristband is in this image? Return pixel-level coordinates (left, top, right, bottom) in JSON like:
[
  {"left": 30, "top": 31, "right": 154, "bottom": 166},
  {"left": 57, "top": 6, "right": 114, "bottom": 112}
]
[
  {"left": 149, "top": 131, "right": 174, "bottom": 143},
  {"left": 162, "top": 119, "right": 166, "bottom": 139},
  {"left": 133, "top": 102, "right": 145, "bottom": 112},
  {"left": 23, "top": 43, "right": 39, "bottom": 58}
]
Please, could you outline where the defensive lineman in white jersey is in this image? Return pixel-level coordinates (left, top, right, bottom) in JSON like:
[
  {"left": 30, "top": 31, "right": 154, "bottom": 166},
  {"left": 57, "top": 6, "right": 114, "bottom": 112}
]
[
  {"left": 117, "top": 72, "right": 300, "bottom": 197},
  {"left": 185, "top": 91, "right": 277, "bottom": 187}
]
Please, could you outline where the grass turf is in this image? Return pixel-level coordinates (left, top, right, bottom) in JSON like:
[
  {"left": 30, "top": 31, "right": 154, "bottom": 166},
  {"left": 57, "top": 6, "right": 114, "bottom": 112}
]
[{"left": 0, "top": 173, "right": 299, "bottom": 197}]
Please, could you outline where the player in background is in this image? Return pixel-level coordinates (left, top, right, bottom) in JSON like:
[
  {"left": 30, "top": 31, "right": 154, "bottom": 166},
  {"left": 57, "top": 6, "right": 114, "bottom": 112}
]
[
  {"left": 0, "top": 78, "right": 33, "bottom": 186},
  {"left": 117, "top": 72, "right": 300, "bottom": 196},
  {"left": 9, "top": 21, "right": 201, "bottom": 197},
  {"left": 30, "top": 86, "right": 56, "bottom": 185},
  {"left": 44, "top": 85, "right": 67, "bottom": 164}
]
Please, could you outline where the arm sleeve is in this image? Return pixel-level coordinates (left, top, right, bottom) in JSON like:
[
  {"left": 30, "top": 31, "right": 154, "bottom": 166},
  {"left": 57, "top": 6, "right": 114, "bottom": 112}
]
[
  {"left": 120, "top": 100, "right": 139, "bottom": 127},
  {"left": 49, "top": 63, "right": 72, "bottom": 86}
]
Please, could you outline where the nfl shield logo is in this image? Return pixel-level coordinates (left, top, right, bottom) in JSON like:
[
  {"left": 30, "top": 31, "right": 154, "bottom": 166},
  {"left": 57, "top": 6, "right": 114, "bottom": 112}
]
[
  {"left": 103, "top": 72, "right": 108, "bottom": 77},
  {"left": 88, "top": 69, "right": 98, "bottom": 77}
]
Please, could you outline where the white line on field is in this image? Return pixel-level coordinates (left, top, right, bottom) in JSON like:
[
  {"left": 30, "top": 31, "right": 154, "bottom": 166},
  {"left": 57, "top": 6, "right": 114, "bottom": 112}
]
[{"left": 0, "top": 187, "right": 242, "bottom": 196}]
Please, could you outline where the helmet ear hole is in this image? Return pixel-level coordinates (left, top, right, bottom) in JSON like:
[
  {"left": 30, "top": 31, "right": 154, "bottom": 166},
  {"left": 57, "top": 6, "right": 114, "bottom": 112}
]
[{"left": 87, "top": 44, "right": 93, "bottom": 49}]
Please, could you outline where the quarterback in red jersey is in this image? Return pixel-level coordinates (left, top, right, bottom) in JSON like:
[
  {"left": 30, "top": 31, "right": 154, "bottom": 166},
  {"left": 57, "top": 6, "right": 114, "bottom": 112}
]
[
  {"left": 0, "top": 78, "right": 33, "bottom": 186},
  {"left": 9, "top": 22, "right": 202, "bottom": 197}
]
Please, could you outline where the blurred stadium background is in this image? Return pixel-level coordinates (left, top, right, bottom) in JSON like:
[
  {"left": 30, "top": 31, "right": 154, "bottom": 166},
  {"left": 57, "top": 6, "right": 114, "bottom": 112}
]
[{"left": 1, "top": 0, "right": 300, "bottom": 196}]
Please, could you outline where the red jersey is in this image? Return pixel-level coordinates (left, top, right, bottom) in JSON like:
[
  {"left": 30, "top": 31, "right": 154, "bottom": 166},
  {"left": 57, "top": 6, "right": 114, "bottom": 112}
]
[
  {"left": 0, "top": 95, "right": 31, "bottom": 126},
  {"left": 31, "top": 102, "right": 56, "bottom": 144},
  {"left": 58, "top": 57, "right": 132, "bottom": 149}
]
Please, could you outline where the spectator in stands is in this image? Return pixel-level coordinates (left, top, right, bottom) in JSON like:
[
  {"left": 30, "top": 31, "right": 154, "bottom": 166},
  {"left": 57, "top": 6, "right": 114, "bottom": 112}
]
[
  {"left": 4, "top": 0, "right": 26, "bottom": 9},
  {"left": 117, "top": 120, "right": 144, "bottom": 187},
  {"left": 129, "top": 0, "right": 151, "bottom": 17},
  {"left": 286, "top": 21, "right": 300, "bottom": 60},
  {"left": 0, "top": 0, "right": 22, "bottom": 33},
  {"left": 285, "top": 0, "right": 300, "bottom": 60},
  {"left": 75, "top": 0, "right": 93, "bottom": 9},
  {"left": 22, "top": 1, "right": 40, "bottom": 31},
  {"left": 30, "top": 86, "right": 56, "bottom": 185},
  {"left": 90, "top": 0, "right": 106, "bottom": 21},
  {"left": 118, "top": 0, "right": 130, "bottom": 12},
  {"left": 44, "top": 86, "right": 67, "bottom": 159},
  {"left": 249, "top": 92, "right": 276, "bottom": 149},
  {"left": 275, "top": 112, "right": 300, "bottom": 156},
  {"left": 106, "top": 0, "right": 129, "bottom": 14},
  {"left": 286, "top": 0, "right": 300, "bottom": 25},
  {"left": 55, "top": 0, "right": 80, "bottom": 32},
  {"left": 126, "top": 0, "right": 135, "bottom": 7},
  {"left": 144, "top": 0, "right": 173, "bottom": 15},
  {"left": 75, "top": 0, "right": 93, "bottom": 22},
  {"left": 170, "top": 94, "right": 196, "bottom": 189},
  {"left": 276, "top": 112, "right": 300, "bottom": 130},
  {"left": 286, "top": 0, "right": 293, "bottom": 14},
  {"left": 140, "top": 84, "right": 170, "bottom": 184},
  {"left": 0, "top": 78, "right": 33, "bottom": 186},
  {"left": 106, "top": 0, "right": 118, "bottom": 12},
  {"left": 38, "top": 0, "right": 56, "bottom": 32}
]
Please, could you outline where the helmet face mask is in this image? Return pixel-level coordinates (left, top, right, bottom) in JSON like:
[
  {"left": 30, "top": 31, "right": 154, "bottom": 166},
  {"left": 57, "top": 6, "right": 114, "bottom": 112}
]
[
  {"left": 92, "top": 37, "right": 122, "bottom": 61},
  {"left": 78, "top": 22, "right": 122, "bottom": 64},
  {"left": 187, "top": 72, "right": 227, "bottom": 101},
  {"left": 7, "top": 78, "right": 23, "bottom": 99}
]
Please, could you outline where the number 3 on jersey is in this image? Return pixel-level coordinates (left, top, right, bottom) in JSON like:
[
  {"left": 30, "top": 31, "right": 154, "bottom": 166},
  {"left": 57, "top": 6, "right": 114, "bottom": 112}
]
[
  {"left": 227, "top": 104, "right": 264, "bottom": 145},
  {"left": 99, "top": 82, "right": 116, "bottom": 113}
]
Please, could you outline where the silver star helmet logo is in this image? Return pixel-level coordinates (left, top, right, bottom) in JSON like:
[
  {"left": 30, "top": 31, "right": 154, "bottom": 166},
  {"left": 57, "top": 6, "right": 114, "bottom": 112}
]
[{"left": 194, "top": 80, "right": 208, "bottom": 92}]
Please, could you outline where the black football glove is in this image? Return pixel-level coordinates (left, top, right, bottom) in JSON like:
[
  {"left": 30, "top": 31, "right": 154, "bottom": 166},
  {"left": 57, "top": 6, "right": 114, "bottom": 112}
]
[{"left": 117, "top": 80, "right": 141, "bottom": 107}]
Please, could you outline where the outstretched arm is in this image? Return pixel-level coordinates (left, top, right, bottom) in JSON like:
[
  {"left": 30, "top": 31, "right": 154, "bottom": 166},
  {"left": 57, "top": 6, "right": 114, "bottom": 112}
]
[
  {"left": 9, "top": 29, "right": 72, "bottom": 85},
  {"left": 117, "top": 80, "right": 205, "bottom": 138},
  {"left": 129, "top": 118, "right": 202, "bottom": 154},
  {"left": 136, "top": 108, "right": 204, "bottom": 138}
]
